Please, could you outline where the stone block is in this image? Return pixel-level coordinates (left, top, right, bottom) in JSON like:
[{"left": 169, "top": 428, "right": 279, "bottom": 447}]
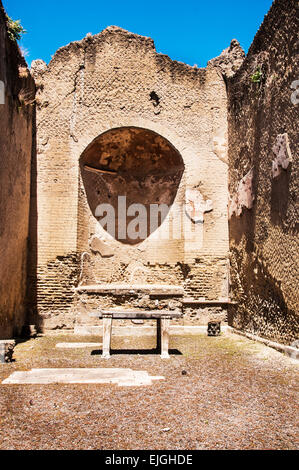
[
  {"left": 207, "top": 322, "right": 221, "bottom": 336},
  {"left": 0, "top": 340, "right": 15, "bottom": 363},
  {"left": 90, "top": 237, "right": 114, "bottom": 258},
  {"left": 228, "top": 169, "right": 255, "bottom": 218}
]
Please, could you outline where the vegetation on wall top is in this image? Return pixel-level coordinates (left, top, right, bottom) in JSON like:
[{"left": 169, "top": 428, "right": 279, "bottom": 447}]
[{"left": 6, "top": 15, "right": 26, "bottom": 42}]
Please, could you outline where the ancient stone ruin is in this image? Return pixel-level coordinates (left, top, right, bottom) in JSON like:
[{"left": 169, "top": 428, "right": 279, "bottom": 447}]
[{"left": 0, "top": 0, "right": 298, "bottom": 346}]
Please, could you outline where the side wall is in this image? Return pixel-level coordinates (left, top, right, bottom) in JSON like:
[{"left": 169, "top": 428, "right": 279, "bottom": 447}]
[
  {"left": 0, "top": 2, "right": 35, "bottom": 338},
  {"left": 227, "top": 0, "right": 298, "bottom": 344}
]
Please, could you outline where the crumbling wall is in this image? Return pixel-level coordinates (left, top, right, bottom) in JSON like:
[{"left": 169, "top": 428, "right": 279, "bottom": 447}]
[
  {"left": 227, "top": 0, "right": 298, "bottom": 344},
  {"left": 0, "top": 2, "right": 35, "bottom": 338},
  {"left": 32, "top": 26, "right": 231, "bottom": 330}
]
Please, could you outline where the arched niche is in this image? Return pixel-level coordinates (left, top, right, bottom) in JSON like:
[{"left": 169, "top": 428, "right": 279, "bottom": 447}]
[{"left": 79, "top": 127, "right": 184, "bottom": 244}]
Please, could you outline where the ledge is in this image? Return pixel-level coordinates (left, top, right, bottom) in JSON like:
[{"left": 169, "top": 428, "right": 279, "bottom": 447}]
[
  {"left": 183, "top": 299, "right": 237, "bottom": 305},
  {"left": 75, "top": 284, "right": 184, "bottom": 296},
  {"left": 89, "top": 309, "right": 183, "bottom": 319},
  {"left": 228, "top": 327, "right": 299, "bottom": 360}
]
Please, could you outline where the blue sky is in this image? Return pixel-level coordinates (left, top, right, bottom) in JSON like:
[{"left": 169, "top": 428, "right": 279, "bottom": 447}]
[{"left": 3, "top": 0, "right": 273, "bottom": 68}]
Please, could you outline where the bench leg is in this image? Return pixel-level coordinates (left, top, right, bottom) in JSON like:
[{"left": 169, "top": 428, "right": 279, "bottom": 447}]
[
  {"left": 160, "top": 318, "right": 170, "bottom": 359},
  {"left": 102, "top": 316, "right": 112, "bottom": 359}
]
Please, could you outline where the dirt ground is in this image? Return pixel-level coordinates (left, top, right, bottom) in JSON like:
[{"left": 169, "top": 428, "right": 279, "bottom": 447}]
[{"left": 0, "top": 331, "right": 298, "bottom": 450}]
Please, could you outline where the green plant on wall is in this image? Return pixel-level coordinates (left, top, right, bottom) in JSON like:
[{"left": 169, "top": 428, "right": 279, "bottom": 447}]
[
  {"left": 6, "top": 16, "right": 26, "bottom": 42},
  {"left": 251, "top": 66, "right": 263, "bottom": 84}
]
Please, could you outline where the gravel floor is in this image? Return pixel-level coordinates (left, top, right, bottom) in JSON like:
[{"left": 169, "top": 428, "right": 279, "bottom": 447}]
[{"left": 0, "top": 332, "right": 298, "bottom": 450}]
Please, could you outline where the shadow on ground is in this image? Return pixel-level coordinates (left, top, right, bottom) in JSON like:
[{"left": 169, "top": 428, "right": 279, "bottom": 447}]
[{"left": 91, "top": 348, "right": 182, "bottom": 356}]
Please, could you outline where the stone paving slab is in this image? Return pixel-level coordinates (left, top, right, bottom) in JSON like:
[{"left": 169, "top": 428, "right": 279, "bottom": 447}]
[{"left": 2, "top": 368, "right": 165, "bottom": 387}]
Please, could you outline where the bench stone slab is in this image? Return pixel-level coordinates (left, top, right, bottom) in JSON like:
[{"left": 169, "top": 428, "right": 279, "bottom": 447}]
[{"left": 89, "top": 310, "right": 182, "bottom": 319}]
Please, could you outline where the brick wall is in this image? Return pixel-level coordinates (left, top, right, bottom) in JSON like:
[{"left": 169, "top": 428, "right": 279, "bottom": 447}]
[
  {"left": 32, "top": 26, "right": 231, "bottom": 329},
  {"left": 227, "top": 0, "right": 298, "bottom": 344},
  {"left": 0, "top": 1, "right": 35, "bottom": 338}
]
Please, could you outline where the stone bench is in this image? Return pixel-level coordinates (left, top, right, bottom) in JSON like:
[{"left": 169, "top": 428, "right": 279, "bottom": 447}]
[{"left": 89, "top": 310, "right": 182, "bottom": 359}]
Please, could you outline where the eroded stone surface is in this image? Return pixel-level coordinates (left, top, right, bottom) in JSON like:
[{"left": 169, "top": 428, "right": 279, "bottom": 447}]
[
  {"left": 271, "top": 133, "right": 293, "bottom": 178},
  {"left": 228, "top": 169, "right": 255, "bottom": 219},
  {"left": 185, "top": 189, "right": 213, "bottom": 223},
  {"left": 213, "top": 128, "right": 228, "bottom": 164},
  {"left": 90, "top": 237, "right": 114, "bottom": 258},
  {"left": 30, "top": 59, "right": 47, "bottom": 78},
  {"left": 208, "top": 39, "right": 245, "bottom": 78}
]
